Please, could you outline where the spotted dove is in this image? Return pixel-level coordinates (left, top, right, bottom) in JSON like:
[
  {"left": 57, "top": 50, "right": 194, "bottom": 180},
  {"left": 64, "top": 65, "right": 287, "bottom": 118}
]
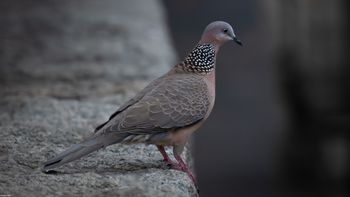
[{"left": 42, "top": 21, "right": 242, "bottom": 191}]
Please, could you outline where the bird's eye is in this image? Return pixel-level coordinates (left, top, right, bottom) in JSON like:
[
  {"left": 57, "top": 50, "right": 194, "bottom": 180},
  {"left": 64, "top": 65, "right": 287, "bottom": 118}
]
[{"left": 223, "top": 29, "right": 228, "bottom": 33}]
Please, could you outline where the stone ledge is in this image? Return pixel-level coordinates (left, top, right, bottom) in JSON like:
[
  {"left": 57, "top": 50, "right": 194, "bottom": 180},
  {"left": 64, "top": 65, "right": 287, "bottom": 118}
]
[{"left": 0, "top": 0, "right": 197, "bottom": 196}]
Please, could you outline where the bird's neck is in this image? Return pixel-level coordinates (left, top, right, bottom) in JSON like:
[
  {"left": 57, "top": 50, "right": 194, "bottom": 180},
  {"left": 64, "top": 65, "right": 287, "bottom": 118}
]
[{"left": 176, "top": 43, "right": 217, "bottom": 74}]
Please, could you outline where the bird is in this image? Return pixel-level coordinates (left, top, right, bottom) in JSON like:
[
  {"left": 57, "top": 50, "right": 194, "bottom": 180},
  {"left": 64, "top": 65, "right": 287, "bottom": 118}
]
[{"left": 42, "top": 21, "right": 242, "bottom": 191}]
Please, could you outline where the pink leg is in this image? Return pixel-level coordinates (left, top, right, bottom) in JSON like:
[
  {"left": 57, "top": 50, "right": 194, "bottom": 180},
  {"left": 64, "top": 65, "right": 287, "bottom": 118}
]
[
  {"left": 173, "top": 152, "right": 199, "bottom": 192},
  {"left": 156, "top": 145, "right": 181, "bottom": 170}
]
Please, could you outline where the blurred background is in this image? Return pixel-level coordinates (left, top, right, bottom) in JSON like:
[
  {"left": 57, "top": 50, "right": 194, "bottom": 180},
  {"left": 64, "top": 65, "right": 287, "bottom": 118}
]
[
  {"left": 1, "top": 0, "right": 349, "bottom": 196},
  {"left": 163, "top": 0, "right": 349, "bottom": 196}
]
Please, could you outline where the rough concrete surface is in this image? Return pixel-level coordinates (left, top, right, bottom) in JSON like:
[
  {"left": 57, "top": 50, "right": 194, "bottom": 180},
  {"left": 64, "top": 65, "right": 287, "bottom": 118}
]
[{"left": 0, "top": 0, "right": 197, "bottom": 196}]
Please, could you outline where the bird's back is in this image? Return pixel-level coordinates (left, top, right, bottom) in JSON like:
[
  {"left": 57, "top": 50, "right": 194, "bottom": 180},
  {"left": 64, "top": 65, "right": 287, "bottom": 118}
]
[{"left": 100, "top": 71, "right": 211, "bottom": 136}]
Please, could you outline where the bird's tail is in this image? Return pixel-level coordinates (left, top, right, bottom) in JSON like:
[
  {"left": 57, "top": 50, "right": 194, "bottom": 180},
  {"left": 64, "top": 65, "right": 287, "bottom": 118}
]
[{"left": 41, "top": 133, "right": 125, "bottom": 172}]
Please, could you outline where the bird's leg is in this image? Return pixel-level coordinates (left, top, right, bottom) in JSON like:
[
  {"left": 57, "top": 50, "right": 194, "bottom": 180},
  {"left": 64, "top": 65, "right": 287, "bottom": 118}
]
[
  {"left": 156, "top": 145, "right": 181, "bottom": 169},
  {"left": 173, "top": 152, "right": 199, "bottom": 191}
]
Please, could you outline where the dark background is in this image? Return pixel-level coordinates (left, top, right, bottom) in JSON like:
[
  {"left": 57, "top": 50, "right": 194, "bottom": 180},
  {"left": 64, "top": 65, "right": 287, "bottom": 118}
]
[
  {"left": 163, "top": 0, "right": 349, "bottom": 196},
  {"left": 0, "top": 0, "right": 349, "bottom": 196}
]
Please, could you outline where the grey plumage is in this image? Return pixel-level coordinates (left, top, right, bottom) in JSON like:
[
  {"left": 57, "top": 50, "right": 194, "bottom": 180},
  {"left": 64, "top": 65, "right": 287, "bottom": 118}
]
[
  {"left": 102, "top": 74, "right": 210, "bottom": 134},
  {"left": 42, "top": 21, "right": 242, "bottom": 192},
  {"left": 42, "top": 70, "right": 210, "bottom": 171},
  {"left": 42, "top": 133, "right": 127, "bottom": 171}
]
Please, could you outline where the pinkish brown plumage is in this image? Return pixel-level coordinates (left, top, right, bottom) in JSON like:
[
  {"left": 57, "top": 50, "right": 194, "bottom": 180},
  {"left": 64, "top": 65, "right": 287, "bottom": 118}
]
[{"left": 42, "top": 21, "right": 242, "bottom": 192}]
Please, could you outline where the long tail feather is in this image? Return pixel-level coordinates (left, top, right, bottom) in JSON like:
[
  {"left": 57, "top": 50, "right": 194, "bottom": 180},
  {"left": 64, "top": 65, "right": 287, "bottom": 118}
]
[{"left": 41, "top": 133, "right": 124, "bottom": 172}]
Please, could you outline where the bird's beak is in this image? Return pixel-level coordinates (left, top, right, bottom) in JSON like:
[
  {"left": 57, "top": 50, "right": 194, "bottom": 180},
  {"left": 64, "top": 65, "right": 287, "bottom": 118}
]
[{"left": 233, "top": 37, "right": 243, "bottom": 46}]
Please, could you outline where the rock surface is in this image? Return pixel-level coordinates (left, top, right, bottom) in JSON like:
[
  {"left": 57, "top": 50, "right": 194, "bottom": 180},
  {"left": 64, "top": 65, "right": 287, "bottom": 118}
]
[{"left": 0, "top": 0, "right": 197, "bottom": 196}]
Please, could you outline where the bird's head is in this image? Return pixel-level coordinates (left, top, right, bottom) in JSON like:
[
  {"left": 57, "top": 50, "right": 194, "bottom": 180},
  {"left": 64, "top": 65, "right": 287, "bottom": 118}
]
[{"left": 199, "top": 21, "right": 242, "bottom": 47}]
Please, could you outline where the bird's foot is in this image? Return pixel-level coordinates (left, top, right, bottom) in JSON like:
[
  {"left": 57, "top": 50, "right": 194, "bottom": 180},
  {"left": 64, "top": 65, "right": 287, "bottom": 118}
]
[
  {"left": 157, "top": 145, "right": 199, "bottom": 193},
  {"left": 183, "top": 167, "right": 199, "bottom": 191},
  {"left": 173, "top": 153, "right": 200, "bottom": 193},
  {"left": 166, "top": 161, "right": 199, "bottom": 193}
]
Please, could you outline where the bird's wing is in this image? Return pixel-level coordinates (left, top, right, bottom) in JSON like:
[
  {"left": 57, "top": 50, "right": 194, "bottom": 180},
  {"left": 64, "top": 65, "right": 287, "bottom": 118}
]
[
  {"left": 102, "top": 74, "right": 210, "bottom": 135},
  {"left": 94, "top": 76, "right": 165, "bottom": 132}
]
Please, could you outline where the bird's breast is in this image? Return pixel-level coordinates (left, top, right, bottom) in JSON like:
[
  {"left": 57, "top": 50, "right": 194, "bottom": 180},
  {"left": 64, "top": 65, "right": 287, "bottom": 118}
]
[{"left": 204, "top": 70, "right": 216, "bottom": 118}]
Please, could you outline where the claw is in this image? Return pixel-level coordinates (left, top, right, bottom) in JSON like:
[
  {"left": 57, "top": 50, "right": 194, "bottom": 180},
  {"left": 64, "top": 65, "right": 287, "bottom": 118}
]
[{"left": 156, "top": 145, "right": 200, "bottom": 193}]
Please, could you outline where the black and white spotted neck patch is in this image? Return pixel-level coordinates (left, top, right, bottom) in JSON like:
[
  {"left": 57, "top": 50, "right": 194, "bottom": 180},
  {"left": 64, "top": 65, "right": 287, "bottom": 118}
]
[{"left": 183, "top": 44, "right": 215, "bottom": 73}]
